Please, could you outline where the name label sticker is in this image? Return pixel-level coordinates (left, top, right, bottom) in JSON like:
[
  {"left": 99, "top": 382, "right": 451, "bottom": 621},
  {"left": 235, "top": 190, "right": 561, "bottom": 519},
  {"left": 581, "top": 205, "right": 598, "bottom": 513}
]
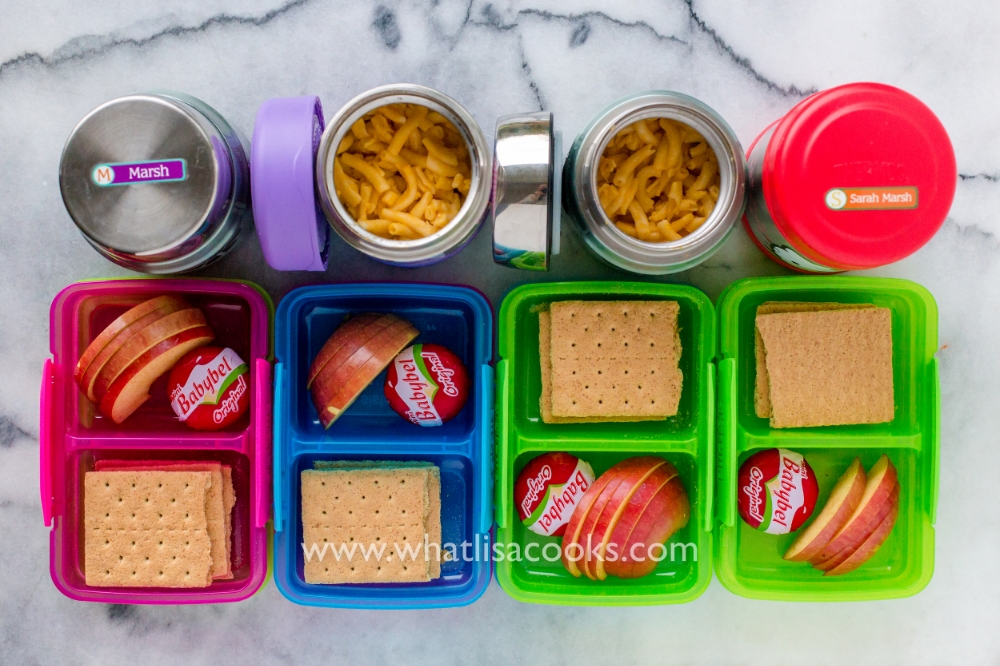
[
  {"left": 825, "top": 186, "right": 919, "bottom": 211},
  {"left": 91, "top": 159, "right": 187, "bottom": 187}
]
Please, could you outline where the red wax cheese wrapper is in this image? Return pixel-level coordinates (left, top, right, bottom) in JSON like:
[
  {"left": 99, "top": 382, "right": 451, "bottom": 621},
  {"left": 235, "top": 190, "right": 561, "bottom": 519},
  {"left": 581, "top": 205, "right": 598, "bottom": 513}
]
[
  {"left": 738, "top": 448, "right": 818, "bottom": 534},
  {"left": 168, "top": 346, "right": 249, "bottom": 430},
  {"left": 515, "top": 453, "right": 596, "bottom": 537},
  {"left": 384, "top": 343, "right": 470, "bottom": 426}
]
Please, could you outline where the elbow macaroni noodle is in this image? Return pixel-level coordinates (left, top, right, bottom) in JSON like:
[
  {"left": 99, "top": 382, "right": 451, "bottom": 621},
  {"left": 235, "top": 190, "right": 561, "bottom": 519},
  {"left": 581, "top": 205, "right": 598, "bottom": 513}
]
[
  {"left": 597, "top": 118, "right": 721, "bottom": 242},
  {"left": 333, "top": 104, "right": 472, "bottom": 240}
]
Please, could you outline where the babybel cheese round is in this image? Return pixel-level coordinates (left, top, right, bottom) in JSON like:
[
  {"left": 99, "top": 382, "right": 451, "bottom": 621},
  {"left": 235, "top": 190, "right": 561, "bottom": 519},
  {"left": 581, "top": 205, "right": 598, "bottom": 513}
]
[
  {"left": 384, "top": 344, "right": 470, "bottom": 426},
  {"left": 515, "top": 453, "right": 596, "bottom": 537},
  {"left": 737, "top": 448, "right": 818, "bottom": 534},
  {"left": 167, "top": 346, "right": 249, "bottom": 430}
]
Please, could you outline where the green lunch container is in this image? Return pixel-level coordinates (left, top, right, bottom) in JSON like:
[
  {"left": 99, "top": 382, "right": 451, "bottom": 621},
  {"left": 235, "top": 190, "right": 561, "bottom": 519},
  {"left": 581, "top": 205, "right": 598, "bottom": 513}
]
[
  {"left": 715, "top": 276, "right": 939, "bottom": 601},
  {"left": 495, "top": 281, "right": 717, "bottom": 605}
]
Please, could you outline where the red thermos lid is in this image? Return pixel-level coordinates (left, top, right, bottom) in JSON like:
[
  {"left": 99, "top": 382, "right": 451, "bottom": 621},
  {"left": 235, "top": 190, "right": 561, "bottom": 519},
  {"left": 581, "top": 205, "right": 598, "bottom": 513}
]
[{"left": 761, "top": 82, "right": 956, "bottom": 270}]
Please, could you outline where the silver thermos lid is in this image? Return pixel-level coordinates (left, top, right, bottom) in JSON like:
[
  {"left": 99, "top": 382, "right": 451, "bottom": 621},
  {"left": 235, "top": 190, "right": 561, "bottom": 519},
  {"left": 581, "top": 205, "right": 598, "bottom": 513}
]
[{"left": 59, "top": 92, "right": 251, "bottom": 274}]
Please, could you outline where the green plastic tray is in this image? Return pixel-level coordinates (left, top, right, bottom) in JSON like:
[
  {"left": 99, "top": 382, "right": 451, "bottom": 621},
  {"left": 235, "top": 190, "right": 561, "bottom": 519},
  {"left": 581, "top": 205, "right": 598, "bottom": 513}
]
[
  {"left": 714, "top": 276, "right": 939, "bottom": 601},
  {"left": 495, "top": 281, "right": 716, "bottom": 605}
]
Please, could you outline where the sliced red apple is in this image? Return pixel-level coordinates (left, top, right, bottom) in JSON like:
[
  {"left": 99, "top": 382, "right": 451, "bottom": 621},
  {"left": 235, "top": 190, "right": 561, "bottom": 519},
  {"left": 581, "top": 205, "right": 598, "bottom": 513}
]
[
  {"left": 306, "top": 312, "right": 386, "bottom": 388},
  {"left": 784, "top": 457, "right": 866, "bottom": 562},
  {"left": 824, "top": 499, "right": 899, "bottom": 576},
  {"left": 571, "top": 457, "right": 664, "bottom": 580},
  {"left": 79, "top": 299, "right": 189, "bottom": 402},
  {"left": 310, "top": 315, "right": 407, "bottom": 409},
  {"left": 318, "top": 321, "right": 420, "bottom": 428},
  {"left": 561, "top": 470, "right": 623, "bottom": 577},
  {"left": 593, "top": 461, "right": 676, "bottom": 581},
  {"left": 612, "top": 476, "right": 690, "bottom": 579},
  {"left": 91, "top": 307, "right": 207, "bottom": 403},
  {"left": 75, "top": 295, "right": 185, "bottom": 384},
  {"left": 312, "top": 318, "right": 415, "bottom": 417},
  {"left": 99, "top": 325, "right": 215, "bottom": 424},
  {"left": 809, "top": 455, "right": 898, "bottom": 565},
  {"left": 600, "top": 464, "right": 681, "bottom": 579},
  {"left": 814, "top": 484, "right": 899, "bottom": 572}
]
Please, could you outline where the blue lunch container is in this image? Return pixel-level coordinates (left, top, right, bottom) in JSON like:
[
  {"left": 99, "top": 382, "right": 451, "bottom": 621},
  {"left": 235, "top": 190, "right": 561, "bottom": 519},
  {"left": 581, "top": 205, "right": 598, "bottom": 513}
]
[{"left": 271, "top": 283, "right": 493, "bottom": 608}]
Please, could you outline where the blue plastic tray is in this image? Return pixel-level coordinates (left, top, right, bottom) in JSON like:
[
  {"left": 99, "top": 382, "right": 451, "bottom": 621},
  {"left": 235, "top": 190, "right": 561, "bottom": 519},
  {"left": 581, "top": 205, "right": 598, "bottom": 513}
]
[{"left": 272, "top": 283, "right": 493, "bottom": 608}]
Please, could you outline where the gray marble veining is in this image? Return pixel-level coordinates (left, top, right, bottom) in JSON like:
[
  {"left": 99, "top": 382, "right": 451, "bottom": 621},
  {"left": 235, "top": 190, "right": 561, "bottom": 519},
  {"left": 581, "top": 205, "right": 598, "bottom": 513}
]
[{"left": 1, "top": 1, "right": 998, "bottom": 663}]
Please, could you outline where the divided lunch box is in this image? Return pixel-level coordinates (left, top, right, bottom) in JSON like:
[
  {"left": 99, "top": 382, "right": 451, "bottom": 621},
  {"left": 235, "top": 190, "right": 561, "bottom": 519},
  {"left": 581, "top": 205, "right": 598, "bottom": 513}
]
[
  {"left": 41, "top": 279, "right": 273, "bottom": 604},
  {"left": 271, "top": 283, "right": 493, "bottom": 608},
  {"left": 715, "top": 276, "right": 939, "bottom": 601},
  {"left": 495, "top": 282, "right": 716, "bottom": 605}
]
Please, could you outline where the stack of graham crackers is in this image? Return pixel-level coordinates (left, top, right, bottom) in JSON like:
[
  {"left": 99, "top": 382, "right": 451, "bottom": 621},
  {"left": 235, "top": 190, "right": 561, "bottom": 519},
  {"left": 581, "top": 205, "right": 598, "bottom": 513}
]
[
  {"left": 538, "top": 300, "right": 683, "bottom": 423},
  {"left": 85, "top": 460, "right": 235, "bottom": 587},
  {"left": 301, "top": 461, "right": 442, "bottom": 584},
  {"left": 754, "top": 302, "right": 895, "bottom": 428}
]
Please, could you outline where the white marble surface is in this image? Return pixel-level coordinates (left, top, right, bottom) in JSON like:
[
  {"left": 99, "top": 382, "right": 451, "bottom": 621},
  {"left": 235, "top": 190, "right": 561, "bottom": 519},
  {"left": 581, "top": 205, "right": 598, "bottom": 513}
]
[{"left": 1, "top": 0, "right": 998, "bottom": 663}]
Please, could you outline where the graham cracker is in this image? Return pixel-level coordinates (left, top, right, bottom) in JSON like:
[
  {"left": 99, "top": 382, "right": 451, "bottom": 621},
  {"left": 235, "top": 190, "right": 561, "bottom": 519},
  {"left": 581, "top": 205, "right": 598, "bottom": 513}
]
[
  {"left": 301, "top": 464, "right": 441, "bottom": 584},
  {"left": 755, "top": 307, "right": 894, "bottom": 428},
  {"left": 95, "top": 461, "right": 233, "bottom": 579},
  {"left": 753, "top": 302, "right": 875, "bottom": 418},
  {"left": 84, "top": 471, "right": 213, "bottom": 587},
  {"left": 302, "top": 524, "right": 431, "bottom": 584},
  {"left": 86, "top": 529, "right": 214, "bottom": 588},
  {"left": 538, "top": 311, "right": 649, "bottom": 424},
  {"left": 311, "top": 460, "right": 442, "bottom": 576},
  {"left": 548, "top": 300, "right": 682, "bottom": 419}
]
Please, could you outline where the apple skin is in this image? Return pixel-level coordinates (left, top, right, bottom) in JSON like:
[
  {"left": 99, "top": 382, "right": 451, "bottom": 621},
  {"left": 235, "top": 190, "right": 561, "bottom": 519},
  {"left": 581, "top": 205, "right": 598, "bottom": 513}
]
[
  {"left": 581, "top": 458, "right": 667, "bottom": 580},
  {"left": 558, "top": 457, "right": 662, "bottom": 579},
  {"left": 784, "top": 457, "right": 867, "bottom": 562},
  {"left": 92, "top": 308, "right": 208, "bottom": 403},
  {"left": 809, "top": 455, "right": 897, "bottom": 565},
  {"left": 319, "top": 322, "right": 419, "bottom": 428},
  {"left": 594, "top": 462, "right": 677, "bottom": 580},
  {"left": 310, "top": 317, "right": 410, "bottom": 413},
  {"left": 824, "top": 499, "right": 899, "bottom": 576},
  {"left": 306, "top": 313, "right": 385, "bottom": 388},
  {"left": 79, "top": 299, "right": 189, "bottom": 402},
  {"left": 75, "top": 295, "right": 184, "bottom": 385},
  {"left": 561, "top": 469, "right": 622, "bottom": 577},
  {"left": 813, "top": 484, "right": 899, "bottom": 572},
  {"left": 99, "top": 326, "right": 215, "bottom": 424},
  {"left": 612, "top": 476, "right": 690, "bottom": 579}
]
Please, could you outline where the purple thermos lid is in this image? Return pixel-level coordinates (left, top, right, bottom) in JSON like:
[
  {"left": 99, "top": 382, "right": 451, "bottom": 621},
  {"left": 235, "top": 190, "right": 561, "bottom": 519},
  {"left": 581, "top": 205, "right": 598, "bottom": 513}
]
[{"left": 251, "top": 96, "right": 330, "bottom": 271}]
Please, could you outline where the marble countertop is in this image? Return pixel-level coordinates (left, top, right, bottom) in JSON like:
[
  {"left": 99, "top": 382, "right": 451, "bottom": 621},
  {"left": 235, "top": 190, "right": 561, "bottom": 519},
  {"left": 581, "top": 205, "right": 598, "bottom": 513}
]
[{"left": 1, "top": 0, "right": 997, "bottom": 663}]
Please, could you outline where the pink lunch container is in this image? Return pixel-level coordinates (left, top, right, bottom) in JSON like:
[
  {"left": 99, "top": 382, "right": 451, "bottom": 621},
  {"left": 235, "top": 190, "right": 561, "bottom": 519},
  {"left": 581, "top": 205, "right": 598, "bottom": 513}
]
[{"left": 41, "top": 279, "right": 272, "bottom": 604}]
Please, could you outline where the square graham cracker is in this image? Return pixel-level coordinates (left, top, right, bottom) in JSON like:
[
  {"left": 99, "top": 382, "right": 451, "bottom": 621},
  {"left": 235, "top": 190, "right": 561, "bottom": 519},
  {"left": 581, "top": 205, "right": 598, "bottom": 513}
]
[
  {"left": 755, "top": 307, "right": 894, "bottom": 428},
  {"left": 300, "top": 465, "right": 441, "bottom": 584},
  {"left": 538, "top": 311, "right": 649, "bottom": 424},
  {"left": 84, "top": 471, "right": 214, "bottom": 587},
  {"left": 548, "top": 300, "right": 682, "bottom": 419},
  {"left": 94, "top": 461, "right": 234, "bottom": 579},
  {"left": 753, "top": 302, "right": 875, "bottom": 418}
]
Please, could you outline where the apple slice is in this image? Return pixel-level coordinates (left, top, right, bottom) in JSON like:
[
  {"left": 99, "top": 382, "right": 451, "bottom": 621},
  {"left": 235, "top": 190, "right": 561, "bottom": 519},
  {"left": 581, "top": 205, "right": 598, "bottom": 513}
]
[
  {"left": 75, "top": 295, "right": 184, "bottom": 384},
  {"left": 310, "top": 315, "right": 407, "bottom": 409},
  {"left": 91, "top": 307, "right": 207, "bottom": 403},
  {"left": 79, "top": 298, "right": 189, "bottom": 402},
  {"left": 99, "top": 325, "right": 215, "bottom": 424},
  {"left": 593, "top": 461, "right": 677, "bottom": 580},
  {"left": 561, "top": 469, "right": 624, "bottom": 577},
  {"left": 784, "top": 458, "right": 866, "bottom": 562},
  {"left": 573, "top": 457, "right": 664, "bottom": 580},
  {"left": 306, "top": 312, "right": 385, "bottom": 388},
  {"left": 824, "top": 499, "right": 899, "bottom": 576},
  {"left": 809, "top": 455, "right": 898, "bottom": 565},
  {"left": 612, "top": 476, "right": 690, "bottom": 579},
  {"left": 814, "top": 484, "right": 899, "bottom": 572},
  {"left": 318, "top": 321, "right": 419, "bottom": 428},
  {"left": 601, "top": 472, "right": 676, "bottom": 580}
]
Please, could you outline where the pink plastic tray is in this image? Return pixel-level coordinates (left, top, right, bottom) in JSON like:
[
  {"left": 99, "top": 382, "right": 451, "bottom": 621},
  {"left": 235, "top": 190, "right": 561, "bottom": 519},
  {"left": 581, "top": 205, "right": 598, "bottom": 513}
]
[{"left": 41, "top": 279, "right": 272, "bottom": 604}]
